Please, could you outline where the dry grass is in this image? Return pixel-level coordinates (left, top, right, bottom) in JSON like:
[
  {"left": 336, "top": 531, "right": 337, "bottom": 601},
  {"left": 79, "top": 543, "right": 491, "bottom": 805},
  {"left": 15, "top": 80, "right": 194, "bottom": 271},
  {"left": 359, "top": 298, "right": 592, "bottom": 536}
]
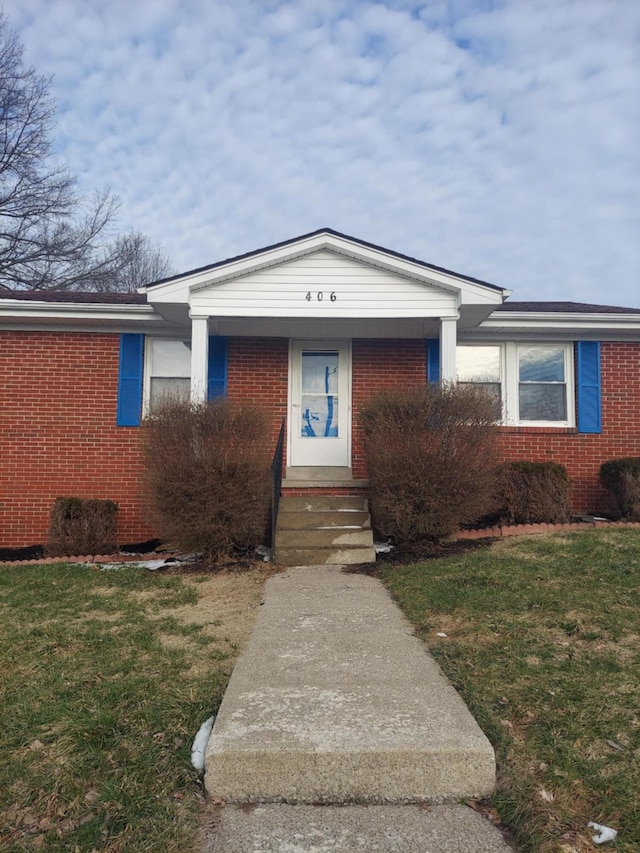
[{"left": 0, "top": 561, "right": 272, "bottom": 852}]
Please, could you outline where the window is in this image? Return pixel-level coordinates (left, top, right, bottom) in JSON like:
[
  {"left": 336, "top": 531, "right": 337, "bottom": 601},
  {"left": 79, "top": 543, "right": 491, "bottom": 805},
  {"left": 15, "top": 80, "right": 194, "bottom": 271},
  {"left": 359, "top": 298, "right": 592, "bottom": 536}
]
[
  {"left": 456, "top": 345, "right": 502, "bottom": 409},
  {"left": 517, "top": 345, "right": 566, "bottom": 422},
  {"left": 117, "top": 334, "right": 228, "bottom": 427},
  {"left": 456, "top": 343, "right": 574, "bottom": 427},
  {"left": 146, "top": 338, "right": 191, "bottom": 411}
]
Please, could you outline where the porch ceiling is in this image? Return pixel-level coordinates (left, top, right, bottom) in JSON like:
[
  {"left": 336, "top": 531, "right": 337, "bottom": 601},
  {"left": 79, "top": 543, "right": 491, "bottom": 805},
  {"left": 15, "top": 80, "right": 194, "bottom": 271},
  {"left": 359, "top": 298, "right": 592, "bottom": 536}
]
[
  {"left": 147, "top": 304, "right": 494, "bottom": 339},
  {"left": 208, "top": 316, "right": 444, "bottom": 339}
]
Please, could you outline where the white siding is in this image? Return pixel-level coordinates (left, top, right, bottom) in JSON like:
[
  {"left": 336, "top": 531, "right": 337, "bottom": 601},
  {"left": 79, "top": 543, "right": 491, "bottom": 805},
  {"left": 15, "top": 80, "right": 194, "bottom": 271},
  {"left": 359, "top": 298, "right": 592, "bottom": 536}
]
[{"left": 190, "top": 250, "right": 458, "bottom": 319}]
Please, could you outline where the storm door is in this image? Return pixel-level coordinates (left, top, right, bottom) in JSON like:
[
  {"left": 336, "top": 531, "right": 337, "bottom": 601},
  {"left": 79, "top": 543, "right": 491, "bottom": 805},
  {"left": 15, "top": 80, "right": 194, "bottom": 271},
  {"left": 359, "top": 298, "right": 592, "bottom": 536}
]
[{"left": 289, "top": 341, "right": 350, "bottom": 467}]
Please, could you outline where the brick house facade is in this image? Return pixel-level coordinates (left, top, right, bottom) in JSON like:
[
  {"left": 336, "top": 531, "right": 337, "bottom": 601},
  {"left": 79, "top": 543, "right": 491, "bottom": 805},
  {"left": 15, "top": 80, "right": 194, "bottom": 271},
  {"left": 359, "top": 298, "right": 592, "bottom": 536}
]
[{"left": 1, "top": 230, "right": 639, "bottom": 547}]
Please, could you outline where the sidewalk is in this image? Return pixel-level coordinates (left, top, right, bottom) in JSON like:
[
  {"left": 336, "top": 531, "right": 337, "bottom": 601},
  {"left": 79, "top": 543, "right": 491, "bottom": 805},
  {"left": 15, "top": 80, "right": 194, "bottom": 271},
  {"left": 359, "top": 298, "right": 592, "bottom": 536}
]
[{"left": 203, "top": 564, "right": 514, "bottom": 851}]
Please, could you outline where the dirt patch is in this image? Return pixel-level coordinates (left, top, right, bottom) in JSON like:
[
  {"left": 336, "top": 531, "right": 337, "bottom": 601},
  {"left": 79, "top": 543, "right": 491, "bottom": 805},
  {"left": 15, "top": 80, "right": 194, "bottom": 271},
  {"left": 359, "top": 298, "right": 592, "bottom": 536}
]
[
  {"left": 86, "top": 585, "right": 117, "bottom": 596},
  {"left": 426, "top": 613, "right": 502, "bottom": 646},
  {"left": 167, "top": 569, "right": 270, "bottom": 647},
  {"left": 344, "top": 538, "right": 495, "bottom": 575},
  {"left": 157, "top": 566, "right": 279, "bottom": 675},
  {"left": 379, "top": 537, "right": 496, "bottom": 564},
  {"left": 128, "top": 588, "right": 163, "bottom": 602}
]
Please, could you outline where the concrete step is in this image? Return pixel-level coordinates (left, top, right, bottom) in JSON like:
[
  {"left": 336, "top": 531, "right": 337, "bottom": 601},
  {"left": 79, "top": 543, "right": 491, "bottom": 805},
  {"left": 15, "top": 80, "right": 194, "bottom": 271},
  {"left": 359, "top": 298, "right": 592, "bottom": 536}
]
[
  {"left": 276, "top": 528, "right": 374, "bottom": 549},
  {"left": 204, "top": 803, "right": 515, "bottom": 852},
  {"left": 275, "top": 495, "right": 375, "bottom": 566},
  {"left": 279, "top": 495, "right": 368, "bottom": 512},
  {"left": 276, "top": 546, "right": 377, "bottom": 566},
  {"left": 277, "top": 510, "right": 371, "bottom": 530},
  {"left": 284, "top": 466, "right": 354, "bottom": 482},
  {"left": 205, "top": 565, "right": 496, "bottom": 804}
]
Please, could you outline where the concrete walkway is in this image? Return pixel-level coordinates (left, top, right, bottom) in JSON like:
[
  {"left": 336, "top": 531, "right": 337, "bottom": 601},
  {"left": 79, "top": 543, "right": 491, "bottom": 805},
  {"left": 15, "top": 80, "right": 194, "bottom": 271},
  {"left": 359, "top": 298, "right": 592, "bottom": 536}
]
[{"left": 203, "top": 565, "right": 514, "bottom": 851}]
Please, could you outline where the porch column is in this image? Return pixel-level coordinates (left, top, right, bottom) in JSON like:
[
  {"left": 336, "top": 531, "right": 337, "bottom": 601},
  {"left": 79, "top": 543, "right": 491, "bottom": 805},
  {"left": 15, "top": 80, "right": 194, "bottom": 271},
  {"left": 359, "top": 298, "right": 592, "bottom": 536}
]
[
  {"left": 190, "top": 315, "right": 209, "bottom": 403},
  {"left": 440, "top": 317, "right": 457, "bottom": 382}
]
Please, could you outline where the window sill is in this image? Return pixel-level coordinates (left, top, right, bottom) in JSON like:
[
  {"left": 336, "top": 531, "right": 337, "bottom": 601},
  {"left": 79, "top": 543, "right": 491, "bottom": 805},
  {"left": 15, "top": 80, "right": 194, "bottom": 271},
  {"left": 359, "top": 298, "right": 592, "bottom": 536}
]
[{"left": 499, "top": 425, "right": 577, "bottom": 435}]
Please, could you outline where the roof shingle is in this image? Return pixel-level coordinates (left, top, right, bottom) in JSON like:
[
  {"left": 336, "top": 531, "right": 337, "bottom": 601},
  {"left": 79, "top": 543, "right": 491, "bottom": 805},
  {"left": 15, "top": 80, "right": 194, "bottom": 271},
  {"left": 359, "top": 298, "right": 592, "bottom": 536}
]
[
  {"left": 497, "top": 301, "right": 640, "bottom": 315},
  {"left": 0, "top": 290, "right": 147, "bottom": 304}
]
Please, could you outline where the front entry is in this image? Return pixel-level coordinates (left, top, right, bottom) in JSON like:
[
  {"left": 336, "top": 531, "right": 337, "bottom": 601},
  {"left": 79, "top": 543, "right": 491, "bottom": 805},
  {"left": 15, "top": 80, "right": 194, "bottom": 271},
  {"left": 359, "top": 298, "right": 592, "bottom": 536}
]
[{"left": 289, "top": 340, "right": 351, "bottom": 467}]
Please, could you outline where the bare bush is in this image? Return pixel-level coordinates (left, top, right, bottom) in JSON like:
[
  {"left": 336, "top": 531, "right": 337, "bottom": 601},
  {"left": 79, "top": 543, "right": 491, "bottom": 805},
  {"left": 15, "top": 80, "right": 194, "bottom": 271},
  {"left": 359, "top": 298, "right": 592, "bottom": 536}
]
[
  {"left": 358, "top": 383, "right": 501, "bottom": 545},
  {"left": 493, "top": 461, "right": 571, "bottom": 525},
  {"left": 142, "top": 399, "right": 272, "bottom": 561},
  {"left": 600, "top": 457, "right": 640, "bottom": 521},
  {"left": 46, "top": 497, "right": 118, "bottom": 556}
]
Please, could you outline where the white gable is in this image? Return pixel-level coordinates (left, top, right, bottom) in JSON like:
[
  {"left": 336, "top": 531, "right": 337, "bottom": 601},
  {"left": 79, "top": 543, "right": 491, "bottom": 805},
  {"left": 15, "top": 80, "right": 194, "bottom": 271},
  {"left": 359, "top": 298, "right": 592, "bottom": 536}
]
[
  {"left": 190, "top": 249, "right": 458, "bottom": 319},
  {"left": 146, "top": 230, "right": 506, "bottom": 326}
]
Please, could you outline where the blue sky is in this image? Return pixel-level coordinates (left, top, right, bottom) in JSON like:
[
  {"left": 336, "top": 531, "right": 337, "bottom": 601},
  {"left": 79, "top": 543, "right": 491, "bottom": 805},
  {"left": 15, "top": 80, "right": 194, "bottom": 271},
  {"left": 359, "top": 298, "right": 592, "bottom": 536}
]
[{"left": 7, "top": 0, "right": 640, "bottom": 306}]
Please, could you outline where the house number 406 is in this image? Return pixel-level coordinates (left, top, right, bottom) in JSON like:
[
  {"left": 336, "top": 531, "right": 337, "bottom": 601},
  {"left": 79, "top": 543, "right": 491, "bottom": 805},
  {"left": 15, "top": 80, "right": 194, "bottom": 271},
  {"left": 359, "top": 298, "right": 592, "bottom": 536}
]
[{"left": 305, "top": 291, "right": 337, "bottom": 302}]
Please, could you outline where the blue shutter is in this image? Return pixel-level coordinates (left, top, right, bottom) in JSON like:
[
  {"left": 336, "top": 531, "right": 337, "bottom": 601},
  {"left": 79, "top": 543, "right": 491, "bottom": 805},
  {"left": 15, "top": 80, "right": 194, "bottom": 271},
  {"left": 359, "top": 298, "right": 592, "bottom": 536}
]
[
  {"left": 426, "top": 338, "right": 440, "bottom": 384},
  {"left": 208, "top": 336, "right": 228, "bottom": 400},
  {"left": 117, "top": 334, "right": 144, "bottom": 427},
  {"left": 576, "top": 341, "right": 601, "bottom": 434}
]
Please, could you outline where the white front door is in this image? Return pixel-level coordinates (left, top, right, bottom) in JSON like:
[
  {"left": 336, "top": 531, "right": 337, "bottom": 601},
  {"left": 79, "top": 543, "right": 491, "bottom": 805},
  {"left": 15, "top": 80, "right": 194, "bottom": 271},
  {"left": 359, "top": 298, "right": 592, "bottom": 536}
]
[{"left": 289, "top": 340, "right": 351, "bottom": 467}]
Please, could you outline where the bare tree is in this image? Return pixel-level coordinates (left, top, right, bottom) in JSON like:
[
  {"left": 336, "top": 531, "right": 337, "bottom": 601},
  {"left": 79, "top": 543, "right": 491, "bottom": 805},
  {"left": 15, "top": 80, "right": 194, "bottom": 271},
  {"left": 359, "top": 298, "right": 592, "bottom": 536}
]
[
  {"left": 0, "top": 13, "right": 170, "bottom": 291},
  {"left": 91, "top": 231, "right": 174, "bottom": 292}
]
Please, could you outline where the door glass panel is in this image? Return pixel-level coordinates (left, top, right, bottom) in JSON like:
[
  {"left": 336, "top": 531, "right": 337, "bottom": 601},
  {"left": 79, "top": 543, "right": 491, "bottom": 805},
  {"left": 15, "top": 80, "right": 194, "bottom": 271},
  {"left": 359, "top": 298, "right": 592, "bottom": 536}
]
[{"left": 301, "top": 351, "right": 339, "bottom": 437}]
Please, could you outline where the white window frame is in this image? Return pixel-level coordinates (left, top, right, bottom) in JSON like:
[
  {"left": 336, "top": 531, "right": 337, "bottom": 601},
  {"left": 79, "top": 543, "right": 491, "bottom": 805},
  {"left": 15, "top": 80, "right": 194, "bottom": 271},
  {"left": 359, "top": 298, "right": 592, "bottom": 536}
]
[
  {"left": 456, "top": 342, "right": 575, "bottom": 428},
  {"left": 143, "top": 336, "right": 192, "bottom": 415}
]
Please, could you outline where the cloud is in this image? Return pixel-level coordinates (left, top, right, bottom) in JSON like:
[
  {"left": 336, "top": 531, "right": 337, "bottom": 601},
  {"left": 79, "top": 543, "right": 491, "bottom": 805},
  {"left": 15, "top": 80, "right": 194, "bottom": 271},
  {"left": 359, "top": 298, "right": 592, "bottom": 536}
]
[{"left": 6, "top": 0, "right": 640, "bottom": 305}]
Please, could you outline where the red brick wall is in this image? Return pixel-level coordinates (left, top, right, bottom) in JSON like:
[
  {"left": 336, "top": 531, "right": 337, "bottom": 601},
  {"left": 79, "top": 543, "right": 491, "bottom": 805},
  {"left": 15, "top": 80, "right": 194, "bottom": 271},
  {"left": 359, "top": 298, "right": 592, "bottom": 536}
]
[
  {"left": 226, "top": 337, "right": 289, "bottom": 445},
  {"left": 2, "top": 332, "right": 638, "bottom": 547},
  {"left": 0, "top": 330, "right": 153, "bottom": 547},
  {"left": 351, "top": 340, "right": 427, "bottom": 479},
  {"left": 351, "top": 340, "right": 640, "bottom": 515},
  {"left": 0, "top": 333, "right": 292, "bottom": 548},
  {"left": 499, "top": 342, "right": 640, "bottom": 514}
]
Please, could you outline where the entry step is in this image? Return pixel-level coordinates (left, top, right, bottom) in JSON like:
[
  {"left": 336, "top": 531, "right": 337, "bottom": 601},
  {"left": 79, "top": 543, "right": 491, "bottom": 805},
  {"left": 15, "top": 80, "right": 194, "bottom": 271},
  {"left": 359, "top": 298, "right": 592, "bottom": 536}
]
[
  {"left": 282, "top": 467, "right": 369, "bottom": 489},
  {"left": 274, "top": 496, "right": 375, "bottom": 566}
]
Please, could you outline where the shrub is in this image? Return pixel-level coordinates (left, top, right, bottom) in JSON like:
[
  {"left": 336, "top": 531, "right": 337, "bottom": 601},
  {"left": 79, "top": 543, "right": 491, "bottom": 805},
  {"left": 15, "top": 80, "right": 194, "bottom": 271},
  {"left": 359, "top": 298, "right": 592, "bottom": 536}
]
[
  {"left": 46, "top": 497, "right": 118, "bottom": 556},
  {"left": 358, "top": 383, "right": 501, "bottom": 545},
  {"left": 493, "top": 461, "right": 571, "bottom": 525},
  {"left": 599, "top": 457, "right": 640, "bottom": 521},
  {"left": 142, "top": 399, "right": 272, "bottom": 561}
]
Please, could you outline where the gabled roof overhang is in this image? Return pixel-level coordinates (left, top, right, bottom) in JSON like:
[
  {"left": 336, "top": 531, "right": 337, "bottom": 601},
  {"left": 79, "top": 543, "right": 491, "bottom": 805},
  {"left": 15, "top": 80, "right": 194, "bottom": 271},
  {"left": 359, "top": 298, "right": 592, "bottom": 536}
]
[{"left": 144, "top": 229, "right": 508, "bottom": 330}]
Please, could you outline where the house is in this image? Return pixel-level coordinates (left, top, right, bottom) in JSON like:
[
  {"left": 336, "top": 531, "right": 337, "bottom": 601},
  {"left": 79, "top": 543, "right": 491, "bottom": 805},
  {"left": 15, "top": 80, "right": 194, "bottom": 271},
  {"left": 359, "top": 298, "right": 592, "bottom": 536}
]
[{"left": 1, "top": 228, "right": 639, "bottom": 549}]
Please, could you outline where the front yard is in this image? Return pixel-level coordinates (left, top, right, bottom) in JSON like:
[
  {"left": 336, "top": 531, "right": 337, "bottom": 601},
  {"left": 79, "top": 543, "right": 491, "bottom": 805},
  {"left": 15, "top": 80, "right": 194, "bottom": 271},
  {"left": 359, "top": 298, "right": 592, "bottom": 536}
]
[
  {"left": 1, "top": 529, "right": 638, "bottom": 852},
  {"left": 381, "top": 529, "right": 640, "bottom": 852},
  {"left": 0, "top": 561, "right": 271, "bottom": 851}
]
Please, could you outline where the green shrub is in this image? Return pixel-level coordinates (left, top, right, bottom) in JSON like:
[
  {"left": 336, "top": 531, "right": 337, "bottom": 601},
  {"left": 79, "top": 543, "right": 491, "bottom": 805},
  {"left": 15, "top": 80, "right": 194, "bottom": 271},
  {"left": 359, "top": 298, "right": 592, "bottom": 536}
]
[
  {"left": 142, "top": 399, "right": 272, "bottom": 561},
  {"left": 358, "top": 383, "right": 500, "bottom": 545},
  {"left": 599, "top": 457, "right": 640, "bottom": 521},
  {"left": 46, "top": 497, "right": 118, "bottom": 556},
  {"left": 493, "top": 461, "right": 571, "bottom": 525}
]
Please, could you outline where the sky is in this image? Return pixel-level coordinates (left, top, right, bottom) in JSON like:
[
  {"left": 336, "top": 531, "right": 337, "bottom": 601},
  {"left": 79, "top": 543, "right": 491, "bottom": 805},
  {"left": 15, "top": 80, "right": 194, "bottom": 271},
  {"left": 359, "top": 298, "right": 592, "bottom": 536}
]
[{"left": 6, "top": 0, "right": 640, "bottom": 307}]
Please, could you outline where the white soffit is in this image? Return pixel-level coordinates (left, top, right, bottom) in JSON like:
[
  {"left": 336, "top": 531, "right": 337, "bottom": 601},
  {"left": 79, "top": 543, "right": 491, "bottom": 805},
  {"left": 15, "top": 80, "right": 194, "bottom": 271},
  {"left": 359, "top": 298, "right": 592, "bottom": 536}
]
[
  {"left": 480, "top": 311, "right": 640, "bottom": 337},
  {"left": 0, "top": 299, "right": 157, "bottom": 324}
]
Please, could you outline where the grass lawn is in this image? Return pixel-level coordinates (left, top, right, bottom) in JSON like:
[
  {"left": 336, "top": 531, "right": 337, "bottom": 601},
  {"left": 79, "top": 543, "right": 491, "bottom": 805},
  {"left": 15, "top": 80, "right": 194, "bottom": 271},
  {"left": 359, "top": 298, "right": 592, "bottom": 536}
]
[
  {"left": 0, "top": 561, "right": 271, "bottom": 852},
  {"left": 381, "top": 529, "right": 640, "bottom": 853}
]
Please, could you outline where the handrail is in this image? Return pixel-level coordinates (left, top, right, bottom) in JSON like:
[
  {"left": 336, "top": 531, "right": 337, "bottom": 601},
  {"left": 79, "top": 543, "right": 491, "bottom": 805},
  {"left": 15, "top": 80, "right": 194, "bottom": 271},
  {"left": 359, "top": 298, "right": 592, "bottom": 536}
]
[{"left": 270, "top": 418, "right": 285, "bottom": 559}]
